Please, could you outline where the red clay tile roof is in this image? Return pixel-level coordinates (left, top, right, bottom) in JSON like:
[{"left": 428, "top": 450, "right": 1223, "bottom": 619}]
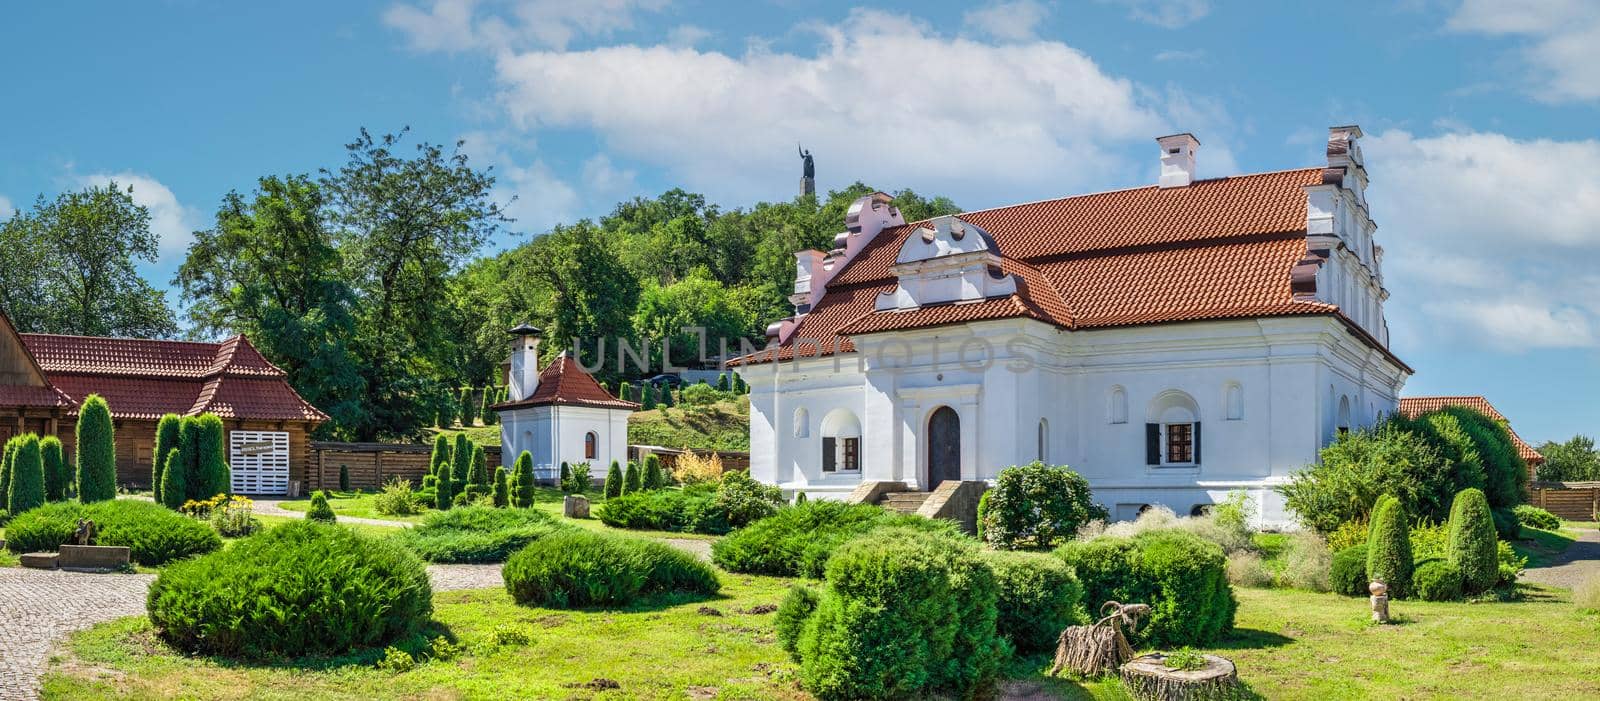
[
  {"left": 15, "top": 333, "right": 328, "bottom": 422},
  {"left": 735, "top": 168, "right": 1392, "bottom": 366},
  {"left": 0, "top": 384, "right": 75, "bottom": 409},
  {"left": 493, "top": 352, "right": 640, "bottom": 411},
  {"left": 1397, "top": 396, "right": 1544, "bottom": 464}
]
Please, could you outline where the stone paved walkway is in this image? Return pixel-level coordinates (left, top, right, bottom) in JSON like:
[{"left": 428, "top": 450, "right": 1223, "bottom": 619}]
[
  {"left": 0, "top": 568, "right": 155, "bottom": 701},
  {"left": 1521, "top": 527, "right": 1600, "bottom": 590}
]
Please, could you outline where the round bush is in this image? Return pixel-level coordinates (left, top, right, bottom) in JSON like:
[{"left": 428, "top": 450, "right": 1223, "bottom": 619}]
[
  {"left": 1055, "top": 528, "right": 1235, "bottom": 648},
  {"left": 501, "top": 529, "right": 720, "bottom": 608},
  {"left": 712, "top": 500, "right": 960, "bottom": 577},
  {"left": 984, "top": 550, "right": 1085, "bottom": 653},
  {"left": 394, "top": 506, "right": 563, "bottom": 563},
  {"left": 5, "top": 500, "right": 221, "bottom": 566},
  {"left": 1447, "top": 488, "right": 1498, "bottom": 595},
  {"left": 1514, "top": 504, "right": 1560, "bottom": 532},
  {"left": 1414, "top": 559, "right": 1464, "bottom": 602},
  {"left": 1366, "top": 496, "right": 1414, "bottom": 599},
  {"left": 1330, "top": 544, "right": 1369, "bottom": 596},
  {"left": 980, "top": 461, "right": 1105, "bottom": 550},
  {"left": 149, "top": 521, "right": 430, "bottom": 659},
  {"left": 307, "top": 491, "right": 337, "bottom": 523}
]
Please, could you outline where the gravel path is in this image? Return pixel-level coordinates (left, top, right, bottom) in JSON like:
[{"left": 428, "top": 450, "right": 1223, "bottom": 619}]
[
  {"left": 0, "top": 568, "right": 156, "bottom": 701},
  {"left": 1520, "top": 527, "right": 1600, "bottom": 590}
]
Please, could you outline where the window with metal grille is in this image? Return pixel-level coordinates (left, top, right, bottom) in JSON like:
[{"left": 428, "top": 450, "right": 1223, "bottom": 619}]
[
  {"left": 841, "top": 437, "right": 859, "bottom": 471},
  {"left": 1166, "top": 423, "right": 1193, "bottom": 463}
]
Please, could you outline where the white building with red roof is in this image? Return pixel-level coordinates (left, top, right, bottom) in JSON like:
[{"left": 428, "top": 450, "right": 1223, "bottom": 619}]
[
  {"left": 493, "top": 324, "right": 638, "bottom": 480},
  {"left": 734, "top": 126, "right": 1411, "bottom": 526}
]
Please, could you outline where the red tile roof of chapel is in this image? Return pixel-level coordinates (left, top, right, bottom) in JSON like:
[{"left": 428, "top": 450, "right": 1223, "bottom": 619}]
[
  {"left": 1397, "top": 396, "right": 1544, "bottom": 465},
  {"left": 492, "top": 352, "right": 640, "bottom": 411}
]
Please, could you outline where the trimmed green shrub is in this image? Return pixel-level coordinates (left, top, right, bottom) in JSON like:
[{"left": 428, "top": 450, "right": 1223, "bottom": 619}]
[
  {"left": 459, "top": 387, "right": 477, "bottom": 426},
  {"left": 793, "top": 491, "right": 807, "bottom": 505},
  {"left": 75, "top": 394, "right": 117, "bottom": 502},
  {"left": 775, "top": 584, "right": 820, "bottom": 661},
  {"left": 717, "top": 373, "right": 730, "bottom": 392},
  {"left": 1437, "top": 406, "right": 1528, "bottom": 518},
  {"left": 976, "top": 489, "right": 991, "bottom": 542},
  {"left": 1395, "top": 411, "right": 1487, "bottom": 498},
  {"left": 1366, "top": 495, "right": 1414, "bottom": 598},
  {"left": 492, "top": 466, "right": 510, "bottom": 508},
  {"left": 712, "top": 500, "right": 961, "bottom": 577},
  {"left": 339, "top": 465, "right": 351, "bottom": 492},
  {"left": 159, "top": 449, "right": 187, "bottom": 510},
  {"left": 980, "top": 461, "right": 1105, "bottom": 550},
  {"left": 0, "top": 439, "right": 15, "bottom": 516},
  {"left": 1414, "top": 559, "right": 1464, "bottom": 602},
  {"left": 1515, "top": 504, "right": 1561, "bottom": 531},
  {"left": 599, "top": 474, "right": 784, "bottom": 535},
  {"left": 713, "top": 470, "right": 782, "bottom": 525},
  {"left": 984, "top": 550, "right": 1085, "bottom": 653},
  {"left": 193, "top": 414, "right": 230, "bottom": 500},
  {"left": 434, "top": 463, "right": 455, "bottom": 511},
  {"left": 394, "top": 506, "right": 564, "bottom": 563},
  {"left": 623, "top": 460, "right": 642, "bottom": 494},
  {"left": 1491, "top": 507, "right": 1521, "bottom": 542},
  {"left": 603, "top": 460, "right": 623, "bottom": 499},
  {"left": 1055, "top": 528, "right": 1235, "bottom": 647},
  {"left": 7, "top": 434, "right": 44, "bottom": 515},
  {"left": 559, "top": 462, "right": 572, "bottom": 492},
  {"left": 512, "top": 451, "right": 534, "bottom": 508},
  {"left": 307, "top": 491, "right": 337, "bottom": 523},
  {"left": 153, "top": 413, "right": 182, "bottom": 503},
  {"left": 643, "top": 454, "right": 666, "bottom": 490},
  {"left": 681, "top": 382, "right": 718, "bottom": 406},
  {"left": 465, "top": 445, "right": 491, "bottom": 501},
  {"left": 1281, "top": 424, "right": 1453, "bottom": 534},
  {"left": 451, "top": 435, "right": 473, "bottom": 485},
  {"left": 429, "top": 434, "right": 451, "bottom": 478},
  {"left": 501, "top": 529, "right": 720, "bottom": 608},
  {"left": 6, "top": 500, "right": 221, "bottom": 565},
  {"left": 1330, "top": 544, "right": 1369, "bottom": 596},
  {"left": 1447, "top": 488, "right": 1498, "bottom": 594},
  {"left": 793, "top": 528, "right": 1006, "bottom": 700},
  {"left": 177, "top": 416, "right": 202, "bottom": 501},
  {"left": 148, "top": 520, "right": 431, "bottom": 658},
  {"left": 40, "top": 435, "right": 67, "bottom": 502}
]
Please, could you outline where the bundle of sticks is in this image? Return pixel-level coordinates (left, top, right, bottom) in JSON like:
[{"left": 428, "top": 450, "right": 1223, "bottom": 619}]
[{"left": 1049, "top": 600, "right": 1150, "bottom": 678}]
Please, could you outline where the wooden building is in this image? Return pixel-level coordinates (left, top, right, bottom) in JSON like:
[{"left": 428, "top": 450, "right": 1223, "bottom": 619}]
[{"left": 0, "top": 309, "right": 327, "bottom": 494}]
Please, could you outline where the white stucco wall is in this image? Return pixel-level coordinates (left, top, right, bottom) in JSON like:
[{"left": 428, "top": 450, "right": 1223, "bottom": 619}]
[{"left": 500, "top": 405, "right": 630, "bottom": 482}]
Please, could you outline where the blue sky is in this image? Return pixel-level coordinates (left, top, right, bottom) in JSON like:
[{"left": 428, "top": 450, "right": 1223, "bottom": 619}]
[{"left": 1, "top": 0, "right": 1597, "bottom": 442}]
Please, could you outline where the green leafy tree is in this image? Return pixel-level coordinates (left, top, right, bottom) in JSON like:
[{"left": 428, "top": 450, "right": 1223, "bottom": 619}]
[
  {"left": 1536, "top": 435, "right": 1600, "bottom": 482},
  {"left": 1280, "top": 424, "right": 1454, "bottom": 534},
  {"left": 0, "top": 183, "right": 176, "bottom": 337},
  {"left": 623, "top": 460, "right": 643, "bottom": 494},
  {"left": 1366, "top": 495, "right": 1414, "bottom": 599},
  {"left": 603, "top": 460, "right": 624, "bottom": 499},
  {"left": 152, "top": 414, "right": 182, "bottom": 503},
  {"left": 492, "top": 466, "right": 510, "bottom": 508},
  {"left": 194, "top": 414, "right": 231, "bottom": 499},
  {"left": 1447, "top": 488, "right": 1498, "bottom": 594},
  {"left": 7, "top": 434, "right": 44, "bottom": 514},
  {"left": 451, "top": 434, "right": 473, "bottom": 485},
  {"left": 75, "top": 394, "right": 117, "bottom": 502},
  {"left": 512, "top": 451, "right": 535, "bottom": 508},
  {"left": 159, "top": 449, "right": 188, "bottom": 510},
  {"left": 643, "top": 455, "right": 666, "bottom": 490},
  {"left": 40, "top": 436, "right": 67, "bottom": 501}
]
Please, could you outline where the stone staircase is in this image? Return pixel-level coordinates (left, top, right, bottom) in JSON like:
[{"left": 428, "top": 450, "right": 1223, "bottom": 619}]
[{"left": 878, "top": 490, "right": 933, "bottom": 514}]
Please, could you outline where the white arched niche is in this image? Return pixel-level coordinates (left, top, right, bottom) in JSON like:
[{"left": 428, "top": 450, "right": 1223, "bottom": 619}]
[{"left": 819, "top": 409, "right": 862, "bottom": 473}]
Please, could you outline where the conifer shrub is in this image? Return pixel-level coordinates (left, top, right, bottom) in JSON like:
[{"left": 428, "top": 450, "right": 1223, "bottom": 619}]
[
  {"left": 603, "top": 460, "right": 623, "bottom": 499},
  {"left": 434, "top": 468, "right": 454, "bottom": 511},
  {"left": 512, "top": 451, "right": 534, "bottom": 508},
  {"left": 1447, "top": 488, "right": 1499, "bottom": 594},
  {"left": 339, "top": 465, "right": 351, "bottom": 492},
  {"left": 564, "top": 462, "right": 592, "bottom": 494},
  {"left": 1055, "top": 528, "right": 1235, "bottom": 647},
  {"left": 373, "top": 478, "right": 425, "bottom": 516},
  {"left": 493, "top": 466, "right": 510, "bottom": 508},
  {"left": 40, "top": 435, "right": 67, "bottom": 502},
  {"left": 429, "top": 434, "right": 451, "bottom": 478},
  {"left": 1366, "top": 495, "right": 1414, "bottom": 598},
  {"left": 1329, "top": 544, "right": 1369, "bottom": 596},
  {"left": 790, "top": 528, "right": 1006, "bottom": 700},
  {"left": 307, "top": 491, "right": 337, "bottom": 523},
  {"left": 160, "top": 449, "right": 188, "bottom": 510},
  {"left": 501, "top": 529, "right": 719, "bottom": 608},
  {"left": 622, "top": 460, "right": 642, "bottom": 494},
  {"left": 794, "top": 491, "right": 807, "bottom": 505},
  {"left": 559, "top": 462, "right": 572, "bottom": 492},
  {"left": 983, "top": 549, "right": 1086, "bottom": 653},
  {"left": 451, "top": 435, "right": 473, "bottom": 484},
  {"left": 1414, "top": 559, "right": 1464, "bottom": 602},
  {"left": 712, "top": 500, "right": 960, "bottom": 577},
  {"left": 643, "top": 454, "right": 666, "bottom": 490},
  {"left": 395, "top": 506, "right": 564, "bottom": 563},
  {"left": 148, "top": 520, "right": 431, "bottom": 658},
  {"left": 1514, "top": 504, "right": 1560, "bottom": 532},
  {"left": 0, "top": 438, "right": 16, "bottom": 516},
  {"left": 75, "top": 394, "right": 117, "bottom": 502},
  {"left": 717, "top": 373, "right": 730, "bottom": 392},
  {"left": 775, "top": 584, "right": 820, "bottom": 660},
  {"left": 641, "top": 383, "right": 657, "bottom": 410},
  {"left": 7, "top": 434, "right": 45, "bottom": 514},
  {"left": 194, "top": 414, "right": 231, "bottom": 500},
  {"left": 465, "top": 445, "right": 491, "bottom": 501},
  {"left": 177, "top": 416, "right": 203, "bottom": 501},
  {"left": 459, "top": 387, "right": 477, "bottom": 426},
  {"left": 153, "top": 413, "right": 182, "bottom": 503},
  {"left": 6, "top": 499, "right": 221, "bottom": 565},
  {"left": 980, "top": 461, "right": 1105, "bottom": 550}
]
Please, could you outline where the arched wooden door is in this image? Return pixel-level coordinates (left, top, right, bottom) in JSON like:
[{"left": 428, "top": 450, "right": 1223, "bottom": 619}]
[{"left": 926, "top": 406, "right": 961, "bottom": 490}]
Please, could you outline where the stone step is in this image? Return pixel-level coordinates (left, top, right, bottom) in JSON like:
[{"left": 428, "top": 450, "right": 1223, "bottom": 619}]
[
  {"left": 20, "top": 552, "right": 59, "bottom": 569},
  {"left": 878, "top": 491, "right": 932, "bottom": 514}
]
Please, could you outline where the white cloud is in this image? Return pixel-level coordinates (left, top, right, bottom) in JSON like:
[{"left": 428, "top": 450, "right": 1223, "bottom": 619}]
[
  {"left": 1366, "top": 129, "right": 1600, "bottom": 350},
  {"left": 488, "top": 8, "right": 1171, "bottom": 203},
  {"left": 962, "top": 0, "right": 1052, "bottom": 42},
  {"left": 0, "top": 194, "right": 13, "bottom": 218},
  {"left": 384, "top": 0, "right": 670, "bottom": 52},
  {"left": 666, "top": 24, "right": 711, "bottom": 48},
  {"left": 77, "top": 172, "right": 201, "bottom": 263},
  {"left": 1446, "top": 0, "right": 1600, "bottom": 102},
  {"left": 581, "top": 154, "right": 636, "bottom": 195},
  {"left": 1100, "top": 0, "right": 1210, "bottom": 28},
  {"left": 457, "top": 131, "right": 579, "bottom": 234}
]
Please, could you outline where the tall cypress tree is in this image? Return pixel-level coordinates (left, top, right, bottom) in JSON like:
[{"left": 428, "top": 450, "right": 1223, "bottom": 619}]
[
  {"left": 8, "top": 434, "right": 45, "bottom": 514},
  {"left": 75, "top": 394, "right": 117, "bottom": 502},
  {"left": 643, "top": 454, "right": 665, "bottom": 490},
  {"left": 465, "top": 444, "right": 490, "bottom": 500},
  {"left": 434, "top": 465, "right": 454, "bottom": 510},
  {"left": 152, "top": 413, "right": 182, "bottom": 503},
  {"left": 0, "top": 438, "right": 16, "bottom": 511},
  {"left": 459, "top": 387, "right": 477, "bottom": 426},
  {"left": 559, "top": 462, "right": 572, "bottom": 493},
  {"left": 641, "top": 383, "right": 657, "bottom": 410},
  {"left": 452, "top": 434, "right": 473, "bottom": 485},
  {"left": 194, "top": 414, "right": 231, "bottom": 499},
  {"left": 178, "top": 416, "right": 205, "bottom": 501},
  {"left": 623, "top": 460, "right": 642, "bottom": 494},
  {"left": 40, "top": 436, "right": 67, "bottom": 502},
  {"left": 429, "top": 434, "right": 451, "bottom": 479},
  {"left": 513, "top": 450, "right": 535, "bottom": 508},
  {"left": 603, "top": 460, "right": 624, "bottom": 499},
  {"left": 159, "top": 449, "right": 187, "bottom": 509}
]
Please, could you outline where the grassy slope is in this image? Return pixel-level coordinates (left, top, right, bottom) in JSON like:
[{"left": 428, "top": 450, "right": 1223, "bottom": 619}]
[{"left": 424, "top": 397, "right": 751, "bottom": 453}]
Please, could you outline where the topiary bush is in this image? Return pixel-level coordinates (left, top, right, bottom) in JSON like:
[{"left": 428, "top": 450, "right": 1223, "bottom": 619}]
[
  {"left": 307, "top": 491, "right": 337, "bottom": 523},
  {"left": 501, "top": 529, "right": 720, "bottom": 608},
  {"left": 1366, "top": 495, "right": 1414, "bottom": 599},
  {"left": 451, "top": 435, "right": 473, "bottom": 486},
  {"left": 984, "top": 550, "right": 1085, "bottom": 653},
  {"left": 791, "top": 528, "right": 1007, "bottom": 700},
  {"left": 711, "top": 500, "right": 960, "bottom": 577},
  {"left": 193, "top": 414, "right": 231, "bottom": 500},
  {"left": 512, "top": 451, "right": 534, "bottom": 508},
  {"left": 75, "top": 394, "right": 117, "bottom": 503},
  {"left": 1414, "top": 559, "right": 1464, "bottom": 602},
  {"left": 7, "top": 434, "right": 44, "bottom": 514},
  {"left": 465, "top": 446, "right": 492, "bottom": 501},
  {"left": 775, "top": 584, "right": 820, "bottom": 660},
  {"left": 429, "top": 434, "right": 451, "bottom": 480},
  {"left": 153, "top": 413, "right": 182, "bottom": 503},
  {"left": 1055, "top": 528, "right": 1235, "bottom": 647},
  {"left": 1514, "top": 504, "right": 1560, "bottom": 532},
  {"left": 643, "top": 454, "right": 666, "bottom": 490},
  {"left": 603, "top": 460, "right": 623, "bottom": 499},
  {"left": 339, "top": 464, "right": 351, "bottom": 492},
  {"left": 623, "top": 460, "right": 643, "bottom": 494},
  {"left": 596, "top": 484, "right": 721, "bottom": 533},
  {"left": 40, "top": 436, "right": 67, "bottom": 502},
  {"left": 980, "top": 461, "right": 1105, "bottom": 550},
  {"left": 1330, "top": 544, "right": 1369, "bottom": 596},
  {"left": 492, "top": 466, "right": 510, "bottom": 508},
  {"left": 394, "top": 506, "right": 565, "bottom": 563},
  {"left": 5, "top": 500, "right": 221, "bottom": 566},
  {"left": 0, "top": 438, "right": 15, "bottom": 517},
  {"left": 1447, "top": 488, "right": 1498, "bottom": 594},
  {"left": 148, "top": 520, "right": 432, "bottom": 659},
  {"left": 159, "top": 449, "right": 187, "bottom": 510}
]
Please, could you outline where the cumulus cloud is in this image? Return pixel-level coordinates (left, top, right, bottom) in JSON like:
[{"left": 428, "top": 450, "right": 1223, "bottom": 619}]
[
  {"left": 457, "top": 130, "right": 579, "bottom": 235},
  {"left": 1366, "top": 129, "right": 1600, "bottom": 350},
  {"left": 963, "top": 0, "right": 1052, "bottom": 42},
  {"left": 384, "top": 0, "right": 670, "bottom": 52},
  {"left": 489, "top": 8, "right": 1171, "bottom": 204},
  {"left": 77, "top": 172, "right": 201, "bottom": 263},
  {"left": 1447, "top": 0, "right": 1600, "bottom": 102},
  {"left": 1099, "top": 0, "right": 1210, "bottom": 28}
]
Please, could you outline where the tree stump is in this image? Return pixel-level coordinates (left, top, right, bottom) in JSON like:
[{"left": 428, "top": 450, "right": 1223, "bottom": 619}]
[{"left": 1120, "top": 654, "right": 1239, "bottom": 701}]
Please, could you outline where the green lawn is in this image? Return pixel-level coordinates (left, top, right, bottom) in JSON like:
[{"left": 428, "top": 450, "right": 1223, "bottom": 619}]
[
  {"left": 275, "top": 490, "right": 428, "bottom": 523},
  {"left": 1514, "top": 525, "right": 1581, "bottom": 568}
]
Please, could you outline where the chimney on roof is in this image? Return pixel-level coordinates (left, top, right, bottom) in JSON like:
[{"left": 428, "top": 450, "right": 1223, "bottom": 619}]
[
  {"left": 507, "top": 324, "right": 543, "bottom": 402},
  {"left": 1156, "top": 133, "right": 1200, "bottom": 188}
]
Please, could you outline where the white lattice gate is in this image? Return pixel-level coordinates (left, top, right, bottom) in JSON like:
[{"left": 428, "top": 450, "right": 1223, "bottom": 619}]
[{"left": 231, "top": 431, "right": 290, "bottom": 495}]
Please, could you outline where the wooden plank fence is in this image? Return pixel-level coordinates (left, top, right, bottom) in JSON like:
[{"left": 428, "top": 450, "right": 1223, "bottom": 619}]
[
  {"left": 310, "top": 441, "right": 503, "bottom": 492},
  {"left": 1529, "top": 481, "right": 1600, "bottom": 521}
]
